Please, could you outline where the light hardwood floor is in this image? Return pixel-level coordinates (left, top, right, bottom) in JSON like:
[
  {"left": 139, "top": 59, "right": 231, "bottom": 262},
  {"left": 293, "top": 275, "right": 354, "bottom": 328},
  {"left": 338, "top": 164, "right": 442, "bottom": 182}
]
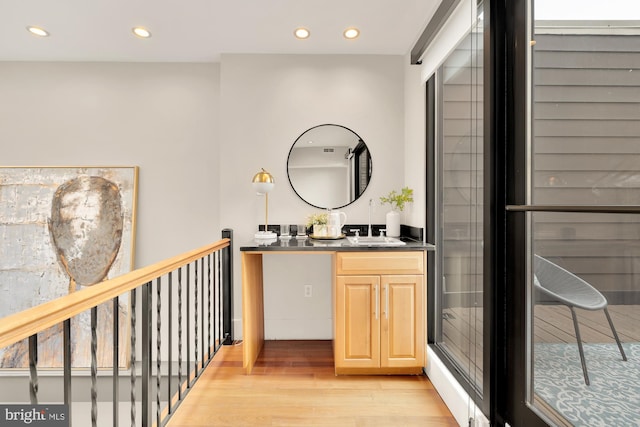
[{"left": 166, "top": 340, "right": 458, "bottom": 427}]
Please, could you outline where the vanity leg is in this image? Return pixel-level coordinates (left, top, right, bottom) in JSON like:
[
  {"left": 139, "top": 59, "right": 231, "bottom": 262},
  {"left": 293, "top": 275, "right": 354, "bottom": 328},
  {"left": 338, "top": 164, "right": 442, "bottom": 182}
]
[{"left": 241, "top": 252, "right": 265, "bottom": 374}]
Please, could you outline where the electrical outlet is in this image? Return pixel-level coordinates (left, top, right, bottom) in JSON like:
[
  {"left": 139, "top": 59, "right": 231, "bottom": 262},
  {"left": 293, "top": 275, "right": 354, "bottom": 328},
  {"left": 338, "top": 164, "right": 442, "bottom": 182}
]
[{"left": 304, "top": 284, "right": 312, "bottom": 298}]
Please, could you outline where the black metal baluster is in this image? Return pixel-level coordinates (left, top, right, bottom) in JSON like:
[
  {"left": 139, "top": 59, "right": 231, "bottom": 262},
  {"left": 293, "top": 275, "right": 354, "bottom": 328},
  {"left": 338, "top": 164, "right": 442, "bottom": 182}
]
[
  {"left": 212, "top": 252, "right": 217, "bottom": 351},
  {"left": 178, "top": 267, "right": 183, "bottom": 401},
  {"left": 91, "top": 306, "right": 98, "bottom": 427},
  {"left": 216, "top": 251, "right": 221, "bottom": 350},
  {"left": 207, "top": 253, "right": 211, "bottom": 359},
  {"left": 200, "top": 257, "right": 205, "bottom": 365},
  {"left": 63, "top": 319, "right": 72, "bottom": 426},
  {"left": 113, "top": 297, "right": 119, "bottom": 427},
  {"left": 167, "top": 272, "right": 173, "bottom": 415},
  {"left": 219, "top": 250, "right": 224, "bottom": 348},
  {"left": 194, "top": 259, "right": 198, "bottom": 378},
  {"left": 141, "top": 282, "right": 152, "bottom": 427},
  {"left": 156, "top": 277, "right": 161, "bottom": 427},
  {"left": 28, "top": 334, "right": 38, "bottom": 404},
  {"left": 186, "top": 263, "right": 191, "bottom": 389},
  {"left": 130, "top": 289, "right": 137, "bottom": 427},
  {"left": 222, "top": 229, "right": 234, "bottom": 344}
]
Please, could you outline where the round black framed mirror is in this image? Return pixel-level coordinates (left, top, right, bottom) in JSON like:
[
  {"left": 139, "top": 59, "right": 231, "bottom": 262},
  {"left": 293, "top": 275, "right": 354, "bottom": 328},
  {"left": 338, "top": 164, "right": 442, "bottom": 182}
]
[{"left": 287, "top": 124, "right": 372, "bottom": 209}]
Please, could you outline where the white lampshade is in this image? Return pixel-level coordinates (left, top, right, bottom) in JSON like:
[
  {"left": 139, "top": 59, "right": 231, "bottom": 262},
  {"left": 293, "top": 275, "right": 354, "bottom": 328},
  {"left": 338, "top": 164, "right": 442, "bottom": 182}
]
[{"left": 252, "top": 181, "right": 274, "bottom": 195}]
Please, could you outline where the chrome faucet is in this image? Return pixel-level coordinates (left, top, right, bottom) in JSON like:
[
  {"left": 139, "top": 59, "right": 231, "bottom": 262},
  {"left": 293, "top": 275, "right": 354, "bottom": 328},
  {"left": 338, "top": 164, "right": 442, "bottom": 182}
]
[{"left": 368, "top": 198, "right": 373, "bottom": 237}]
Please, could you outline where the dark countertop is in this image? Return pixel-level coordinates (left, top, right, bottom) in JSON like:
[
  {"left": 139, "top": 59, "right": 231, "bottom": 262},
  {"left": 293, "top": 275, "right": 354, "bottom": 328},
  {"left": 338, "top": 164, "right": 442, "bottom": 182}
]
[{"left": 240, "top": 236, "right": 435, "bottom": 252}]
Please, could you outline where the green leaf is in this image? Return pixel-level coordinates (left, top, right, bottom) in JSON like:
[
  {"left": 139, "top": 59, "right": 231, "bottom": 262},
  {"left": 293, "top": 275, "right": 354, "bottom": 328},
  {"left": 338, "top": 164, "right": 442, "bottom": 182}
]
[{"left": 379, "top": 187, "right": 414, "bottom": 211}]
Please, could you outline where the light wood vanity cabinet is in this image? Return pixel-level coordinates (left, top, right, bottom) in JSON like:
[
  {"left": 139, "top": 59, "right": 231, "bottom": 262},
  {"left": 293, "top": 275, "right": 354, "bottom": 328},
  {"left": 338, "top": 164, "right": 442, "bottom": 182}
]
[{"left": 334, "top": 251, "right": 425, "bottom": 375}]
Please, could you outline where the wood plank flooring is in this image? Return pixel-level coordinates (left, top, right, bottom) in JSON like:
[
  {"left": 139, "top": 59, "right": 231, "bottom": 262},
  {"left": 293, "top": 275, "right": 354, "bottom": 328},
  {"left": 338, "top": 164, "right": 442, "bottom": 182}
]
[{"left": 166, "top": 340, "right": 457, "bottom": 427}]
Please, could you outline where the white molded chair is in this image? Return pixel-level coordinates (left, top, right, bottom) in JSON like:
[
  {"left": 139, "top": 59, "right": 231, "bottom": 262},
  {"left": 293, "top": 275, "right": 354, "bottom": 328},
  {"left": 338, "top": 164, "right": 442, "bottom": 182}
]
[{"left": 534, "top": 254, "right": 627, "bottom": 385}]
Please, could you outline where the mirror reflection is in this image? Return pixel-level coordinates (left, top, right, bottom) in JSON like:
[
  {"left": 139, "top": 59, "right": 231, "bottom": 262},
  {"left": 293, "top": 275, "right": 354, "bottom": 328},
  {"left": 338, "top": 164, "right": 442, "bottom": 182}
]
[{"left": 287, "top": 124, "right": 372, "bottom": 209}]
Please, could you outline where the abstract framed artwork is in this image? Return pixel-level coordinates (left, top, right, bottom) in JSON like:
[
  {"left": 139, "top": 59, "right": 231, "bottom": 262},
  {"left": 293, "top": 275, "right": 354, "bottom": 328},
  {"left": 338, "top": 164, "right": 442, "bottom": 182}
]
[{"left": 0, "top": 166, "right": 138, "bottom": 368}]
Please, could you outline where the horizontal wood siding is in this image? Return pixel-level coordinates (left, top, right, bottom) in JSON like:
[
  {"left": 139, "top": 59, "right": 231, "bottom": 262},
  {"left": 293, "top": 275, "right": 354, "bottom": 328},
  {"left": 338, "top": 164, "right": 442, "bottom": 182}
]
[{"left": 533, "top": 33, "right": 640, "bottom": 298}]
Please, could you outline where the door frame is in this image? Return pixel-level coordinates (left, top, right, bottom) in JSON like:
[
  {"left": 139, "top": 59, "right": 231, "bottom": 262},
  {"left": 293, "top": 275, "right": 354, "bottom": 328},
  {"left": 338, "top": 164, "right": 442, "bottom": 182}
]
[
  {"left": 491, "top": 0, "right": 555, "bottom": 424},
  {"left": 482, "top": 0, "right": 542, "bottom": 424}
]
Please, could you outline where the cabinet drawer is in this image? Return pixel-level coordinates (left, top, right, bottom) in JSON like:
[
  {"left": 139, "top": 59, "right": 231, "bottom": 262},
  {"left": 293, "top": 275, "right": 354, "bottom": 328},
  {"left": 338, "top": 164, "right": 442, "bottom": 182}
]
[{"left": 336, "top": 251, "right": 424, "bottom": 275}]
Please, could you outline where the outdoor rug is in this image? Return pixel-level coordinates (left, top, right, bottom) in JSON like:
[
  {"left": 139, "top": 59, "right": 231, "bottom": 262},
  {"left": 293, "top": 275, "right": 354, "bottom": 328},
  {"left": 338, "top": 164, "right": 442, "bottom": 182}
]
[{"left": 534, "top": 343, "right": 640, "bottom": 426}]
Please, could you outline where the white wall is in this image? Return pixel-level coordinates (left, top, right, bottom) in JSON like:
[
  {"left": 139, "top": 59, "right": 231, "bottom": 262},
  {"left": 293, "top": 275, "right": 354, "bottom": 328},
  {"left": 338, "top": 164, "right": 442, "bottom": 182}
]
[
  {"left": 0, "top": 56, "right": 418, "bottom": 343},
  {"left": 0, "top": 62, "right": 221, "bottom": 268},
  {"left": 219, "top": 54, "right": 406, "bottom": 338}
]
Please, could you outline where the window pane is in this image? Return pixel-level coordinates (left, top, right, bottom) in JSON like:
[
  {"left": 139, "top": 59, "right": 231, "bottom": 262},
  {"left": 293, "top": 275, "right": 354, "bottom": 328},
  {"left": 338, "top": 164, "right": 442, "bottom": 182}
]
[
  {"left": 529, "top": 2, "right": 640, "bottom": 423},
  {"left": 437, "top": 15, "right": 484, "bottom": 393},
  {"left": 531, "top": 212, "right": 640, "bottom": 426}
]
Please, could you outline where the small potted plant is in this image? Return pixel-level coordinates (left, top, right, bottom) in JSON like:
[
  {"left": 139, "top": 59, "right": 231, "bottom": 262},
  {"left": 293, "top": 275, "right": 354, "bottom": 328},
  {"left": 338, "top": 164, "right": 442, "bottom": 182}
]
[
  {"left": 379, "top": 187, "right": 414, "bottom": 237},
  {"left": 306, "top": 212, "right": 328, "bottom": 237}
]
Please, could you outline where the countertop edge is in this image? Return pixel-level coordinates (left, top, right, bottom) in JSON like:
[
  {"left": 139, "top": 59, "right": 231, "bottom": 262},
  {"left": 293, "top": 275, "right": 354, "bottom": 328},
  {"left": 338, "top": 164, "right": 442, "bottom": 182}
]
[{"left": 240, "top": 237, "right": 435, "bottom": 252}]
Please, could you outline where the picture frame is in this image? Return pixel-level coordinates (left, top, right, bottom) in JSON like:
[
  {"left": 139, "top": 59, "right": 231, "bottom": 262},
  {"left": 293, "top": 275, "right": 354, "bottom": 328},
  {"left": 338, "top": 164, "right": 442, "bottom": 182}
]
[{"left": 0, "top": 166, "right": 138, "bottom": 368}]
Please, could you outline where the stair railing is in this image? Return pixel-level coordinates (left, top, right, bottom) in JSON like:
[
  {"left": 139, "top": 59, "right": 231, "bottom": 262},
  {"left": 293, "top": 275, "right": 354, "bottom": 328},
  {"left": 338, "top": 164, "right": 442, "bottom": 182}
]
[{"left": 0, "top": 229, "right": 234, "bottom": 427}]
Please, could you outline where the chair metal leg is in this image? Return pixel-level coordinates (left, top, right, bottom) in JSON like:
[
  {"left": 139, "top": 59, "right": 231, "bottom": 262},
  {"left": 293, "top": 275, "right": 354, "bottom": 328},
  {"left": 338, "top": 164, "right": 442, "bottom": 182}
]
[
  {"left": 569, "top": 307, "right": 590, "bottom": 385},
  {"left": 604, "top": 308, "right": 627, "bottom": 362}
]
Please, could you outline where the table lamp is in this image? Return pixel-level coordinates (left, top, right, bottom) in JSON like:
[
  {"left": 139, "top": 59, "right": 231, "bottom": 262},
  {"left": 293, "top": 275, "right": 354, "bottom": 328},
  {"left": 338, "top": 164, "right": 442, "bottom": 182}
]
[{"left": 252, "top": 168, "right": 276, "bottom": 239}]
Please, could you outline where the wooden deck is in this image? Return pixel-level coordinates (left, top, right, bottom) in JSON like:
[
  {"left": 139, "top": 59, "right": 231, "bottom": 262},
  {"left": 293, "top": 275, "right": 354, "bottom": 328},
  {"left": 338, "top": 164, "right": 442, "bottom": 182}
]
[
  {"left": 166, "top": 340, "right": 457, "bottom": 427},
  {"left": 441, "top": 304, "right": 640, "bottom": 379}
]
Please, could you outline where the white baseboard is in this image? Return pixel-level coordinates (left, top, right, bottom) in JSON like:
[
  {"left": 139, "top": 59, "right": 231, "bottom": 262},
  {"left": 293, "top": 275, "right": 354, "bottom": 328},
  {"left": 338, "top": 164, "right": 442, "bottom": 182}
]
[{"left": 425, "top": 347, "right": 490, "bottom": 427}]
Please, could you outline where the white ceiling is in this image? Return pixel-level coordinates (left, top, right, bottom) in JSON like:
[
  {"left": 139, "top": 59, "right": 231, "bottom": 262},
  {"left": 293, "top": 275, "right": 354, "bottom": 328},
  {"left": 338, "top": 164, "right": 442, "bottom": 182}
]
[{"left": 0, "top": 0, "right": 440, "bottom": 62}]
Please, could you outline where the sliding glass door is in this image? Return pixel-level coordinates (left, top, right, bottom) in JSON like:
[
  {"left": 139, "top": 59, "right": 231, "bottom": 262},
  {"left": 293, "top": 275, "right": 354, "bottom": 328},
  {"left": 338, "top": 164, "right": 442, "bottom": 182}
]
[
  {"left": 504, "top": 0, "right": 640, "bottom": 424},
  {"left": 529, "top": 2, "right": 640, "bottom": 425}
]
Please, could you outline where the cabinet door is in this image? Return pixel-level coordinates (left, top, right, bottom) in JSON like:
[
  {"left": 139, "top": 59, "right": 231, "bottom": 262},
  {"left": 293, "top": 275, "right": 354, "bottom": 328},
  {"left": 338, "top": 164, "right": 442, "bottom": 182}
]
[
  {"left": 380, "top": 275, "right": 424, "bottom": 368},
  {"left": 335, "top": 275, "right": 380, "bottom": 369}
]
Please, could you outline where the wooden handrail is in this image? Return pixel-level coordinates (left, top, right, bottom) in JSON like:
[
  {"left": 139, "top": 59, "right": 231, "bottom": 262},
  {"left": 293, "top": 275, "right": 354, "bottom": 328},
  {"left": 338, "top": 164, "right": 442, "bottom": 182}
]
[{"left": 0, "top": 239, "right": 230, "bottom": 349}]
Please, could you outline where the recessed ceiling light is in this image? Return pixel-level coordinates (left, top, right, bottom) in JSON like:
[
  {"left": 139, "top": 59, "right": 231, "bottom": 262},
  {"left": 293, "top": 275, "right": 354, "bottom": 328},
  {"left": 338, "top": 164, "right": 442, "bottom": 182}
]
[
  {"left": 132, "top": 27, "right": 152, "bottom": 38},
  {"left": 343, "top": 27, "right": 360, "bottom": 40},
  {"left": 294, "top": 28, "right": 310, "bottom": 39},
  {"left": 27, "top": 26, "right": 49, "bottom": 37}
]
